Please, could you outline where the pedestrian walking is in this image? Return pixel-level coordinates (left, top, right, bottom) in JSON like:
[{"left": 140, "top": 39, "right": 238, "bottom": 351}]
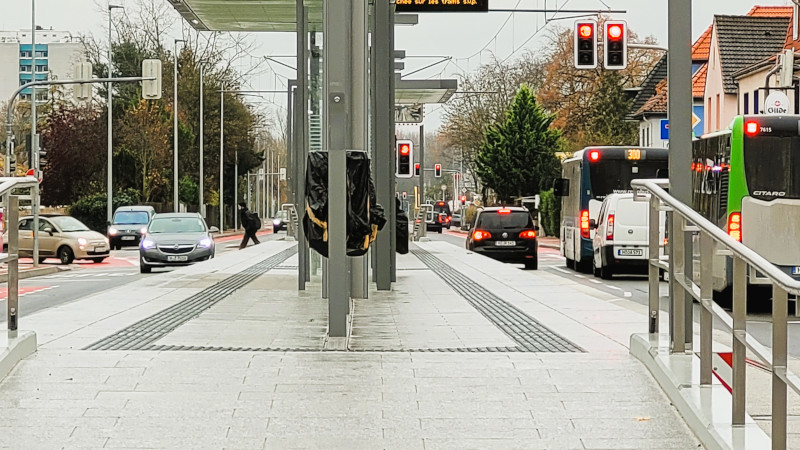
[{"left": 238, "top": 202, "right": 261, "bottom": 249}]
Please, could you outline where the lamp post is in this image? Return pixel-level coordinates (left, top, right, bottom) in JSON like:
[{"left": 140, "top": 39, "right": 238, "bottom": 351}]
[
  {"left": 173, "top": 39, "right": 185, "bottom": 212},
  {"left": 199, "top": 64, "right": 204, "bottom": 217},
  {"left": 107, "top": 3, "right": 123, "bottom": 225}
]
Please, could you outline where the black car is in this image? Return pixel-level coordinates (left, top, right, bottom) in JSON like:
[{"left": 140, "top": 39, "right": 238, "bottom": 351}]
[
  {"left": 108, "top": 205, "right": 156, "bottom": 250},
  {"left": 465, "top": 206, "right": 538, "bottom": 270},
  {"left": 433, "top": 201, "right": 452, "bottom": 229}
]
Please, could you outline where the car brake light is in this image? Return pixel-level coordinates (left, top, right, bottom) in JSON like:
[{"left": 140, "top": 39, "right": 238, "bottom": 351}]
[
  {"left": 519, "top": 230, "right": 536, "bottom": 239},
  {"left": 728, "top": 212, "right": 742, "bottom": 242},
  {"left": 498, "top": 209, "right": 511, "bottom": 215},
  {"left": 472, "top": 230, "right": 492, "bottom": 241},
  {"left": 606, "top": 214, "right": 615, "bottom": 240},
  {"left": 580, "top": 210, "right": 590, "bottom": 238}
]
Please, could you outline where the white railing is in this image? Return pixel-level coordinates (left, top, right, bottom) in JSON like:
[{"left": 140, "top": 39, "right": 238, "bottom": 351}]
[
  {"left": 632, "top": 178, "right": 800, "bottom": 450},
  {"left": 0, "top": 177, "right": 40, "bottom": 336}
]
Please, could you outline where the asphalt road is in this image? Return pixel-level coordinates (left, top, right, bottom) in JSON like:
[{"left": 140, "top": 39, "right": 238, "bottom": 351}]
[
  {"left": 0, "top": 230, "right": 283, "bottom": 320},
  {"left": 434, "top": 229, "right": 800, "bottom": 358}
]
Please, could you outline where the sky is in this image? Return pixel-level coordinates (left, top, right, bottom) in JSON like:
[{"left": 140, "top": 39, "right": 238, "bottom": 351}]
[{"left": 1, "top": 0, "right": 795, "bottom": 131}]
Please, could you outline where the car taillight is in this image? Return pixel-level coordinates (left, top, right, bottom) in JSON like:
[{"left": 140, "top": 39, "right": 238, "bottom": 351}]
[
  {"left": 472, "top": 230, "right": 492, "bottom": 241},
  {"left": 580, "top": 210, "right": 590, "bottom": 238},
  {"left": 606, "top": 214, "right": 615, "bottom": 240},
  {"left": 519, "top": 230, "right": 536, "bottom": 239},
  {"left": 728, "top": 212, "right": 742, "bottom": 242}
]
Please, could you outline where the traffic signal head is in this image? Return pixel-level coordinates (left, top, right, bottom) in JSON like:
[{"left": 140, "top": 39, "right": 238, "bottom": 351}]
[
  {"left": 604, "top": 21, "right": 627, "bottom": 69},
  {"left": 396, "top": 139, "right": 413, "bottom": 178},
  {"left": 574, "top": 20, "right": 597, "bottom": 69},
  {"left": 415, "top": 163, "right": 420, "bottom": 176},
  {"left": 460, "top": 195, "right": 466, "bottom": 205},
  {"left": 142, "top": 59, "right": 163, "bottom": 100},
  {"left": 434, "top": 164, "right": 442, "bottom": 178}
]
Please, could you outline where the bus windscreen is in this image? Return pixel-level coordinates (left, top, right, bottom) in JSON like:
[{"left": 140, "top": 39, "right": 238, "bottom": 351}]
[
  {"left": 744, "top": 135, "right": 800, "bottom": 200},
  {"left": 589, "top": 160, "right": 665, "bottom": 198}
]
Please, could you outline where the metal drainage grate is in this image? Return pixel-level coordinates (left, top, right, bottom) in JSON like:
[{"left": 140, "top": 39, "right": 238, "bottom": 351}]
[
  {"left": 84, "top": 247, "right": 297, "bottom": 351},
  {"left": 412, "top": 247, "right": 583, "bottom": 353}
]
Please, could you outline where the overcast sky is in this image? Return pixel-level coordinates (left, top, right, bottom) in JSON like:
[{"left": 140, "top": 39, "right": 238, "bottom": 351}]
[{"left": 2, "top": 0, "right": 794, "bottom": 130}]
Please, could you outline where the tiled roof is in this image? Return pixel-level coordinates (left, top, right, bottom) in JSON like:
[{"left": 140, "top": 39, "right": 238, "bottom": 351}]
[
  {"left": 691, "top": 7, "right": 791, "bottom": 62},
  {"left": 693, "top": 26, "right": 712, "bottom": 61},
  {"left": 746, "top": 5, "right": 793, "bottom": 17},
  {"left": 627, "top": 54, "right": 668, "bottom": 120},
  {"left": 692, "top": 63, "right": 708, "bottom": 98},
  {"left": 715, "top": 15, "right": 790, "bottom": 94},
  {"left": 634, "top": 79, "right": 668, "bottom": 117}
]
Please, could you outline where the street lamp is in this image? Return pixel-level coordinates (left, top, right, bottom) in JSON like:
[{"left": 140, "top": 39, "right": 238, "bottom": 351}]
[
  {"left": 173, "top": 38, "right": 185, "bottom": 212},
  {"left": 107, "top": 3, "right": 123, "bottom": 225},
  {"left": 199, "top": 64, "right": 204, "bottom": 217}
]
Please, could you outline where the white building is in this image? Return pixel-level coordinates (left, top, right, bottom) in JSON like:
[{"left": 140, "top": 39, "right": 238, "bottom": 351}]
[{"left": 0, "top": 29, "right": 84, "bottom": 104}]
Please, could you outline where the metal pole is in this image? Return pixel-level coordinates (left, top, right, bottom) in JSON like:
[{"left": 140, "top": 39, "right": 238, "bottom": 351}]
[
  {"left": 773, "top": 284, "right": 789, "bottom": 450},
  {"left": 107, "top": 5, "right": 114, "bottom": 225},
  {"left": 350, "top": 0, "right": 369, "bottom": 300},
  {"left": 173, "top": 39, "right": 182, "bottom": 212},
  {"left": 7, "top": 195, "right": 18, "bottom": 334},
  {"left": 234, "top": 149, "right": 238, "bottom": 230},
  {"left": 220, "top": 90, "right": 224, "bottom": 231},
  {"left": 732, "top": 256, "right": 747, "bottom": 426},
  {"left": 374, "top": 0, "right": 394, "bottom": 290},
  {"left": 199, "top": 65, "right": 204, "bottom": 217},
  {"left": 31, "top": 0, "right": 39, "bottom": 268},
  {"left": 296, "top": 0, "right": 309, "bottom": 290}
]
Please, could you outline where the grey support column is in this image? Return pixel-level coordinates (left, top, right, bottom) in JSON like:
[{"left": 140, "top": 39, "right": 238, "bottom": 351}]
[
  {"left": 374, "top": 0, "right": 395, "bottom": 290},
  {"left": 389, "top": 9, "right": 397, "bottom": 283},
  {"left": 667, "top": 0, "right": 693, "bottom": 352},
  {"left": 296, "top": 0, "right": 309, "bottom": 290}
]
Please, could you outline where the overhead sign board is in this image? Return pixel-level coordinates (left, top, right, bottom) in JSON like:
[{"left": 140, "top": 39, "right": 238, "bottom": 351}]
[{"left": 395, "top": 0, "right": 489, "bottom": 13}]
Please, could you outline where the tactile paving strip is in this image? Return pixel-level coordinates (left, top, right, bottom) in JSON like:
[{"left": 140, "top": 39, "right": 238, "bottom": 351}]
[
  {"left": 411, "top": 247, "right": 583, "bottom": 353},
  {"left": 84, "top": 247, "right": 297, "bottom": 351}
]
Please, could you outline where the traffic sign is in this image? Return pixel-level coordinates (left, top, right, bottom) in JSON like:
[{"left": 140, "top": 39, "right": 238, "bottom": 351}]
[
  {"left": 395, "top": 0, "right": 488, "bottom": 12},
  {"left": 461, "top": 187, "right": 467, "bottom": 193},
  {"left": 441, "top": 184, "right": 447, "bottom": 191}
]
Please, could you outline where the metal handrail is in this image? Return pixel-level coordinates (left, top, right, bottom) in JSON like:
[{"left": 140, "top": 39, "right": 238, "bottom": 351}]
[{"left": 632, "top": 178, "right": 796, "bottom": 449}]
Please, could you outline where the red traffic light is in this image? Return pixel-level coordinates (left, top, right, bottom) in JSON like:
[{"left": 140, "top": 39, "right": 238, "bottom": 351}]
[
  {"left": 607, "top": 24, "right": 623, "bottom": 40},
  {"left": 578, "top": 24, "right": 594, "bottom": 38},
  {"left": 435, "top": 164, "right": 441, "bottom": 170},
  {"left": 399, "top": 144, "right": 410, "bottom": 156}
]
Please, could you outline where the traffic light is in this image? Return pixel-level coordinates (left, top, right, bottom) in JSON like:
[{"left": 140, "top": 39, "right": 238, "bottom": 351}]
[
  {"left": 39, "top": 149, "right": 47, "bottom": 170},
  {"left": 574, "top": 20, "right": 597, "bottom": 69},
  {"left": 396, "top": 139, "right": 413, "bottom": 178},
  {"left": 415, "top": 163, "right": 420, "bottom": 176},
  {"left": 9, "top": 152, "right": 16, "bottom": 174},
  {"left": 142, "top": 59, "right": 163, "bottom": 100},
  {"left": 604, "top": 21, "right": 627, "bottom": 70},
  {"left": 460, "top": 195, "right": 466, "bottom": 205},
  {"left": 73, "top": 61, "right": 92, "bottom": 102},
  {"left": 434, "top": 164, "right": 442, "bottom": 178}
]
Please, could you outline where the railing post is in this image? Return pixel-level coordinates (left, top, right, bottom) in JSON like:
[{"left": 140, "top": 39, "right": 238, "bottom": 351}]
[
  {"left": 772, "top": 284, "right": 788, "bottom": 450},
  {"left": 700, "top": 232, "right": 713, "bottom": 385},
  {"left": 648, "top": 195, "right": 660, "bottom": 334},
  {"left": 670, "top": 213, "right": 686, "bottom": 353},
  {"left": 732, "top": 256, "right": 747, "bottom": 426},
  {"left": 7, "top": 194, "right": 18, "bottom": 335}
]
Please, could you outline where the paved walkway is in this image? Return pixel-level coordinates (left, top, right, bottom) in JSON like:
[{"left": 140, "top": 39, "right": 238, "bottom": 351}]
[{"left": 0, "top": 238, "right": 701, "bottom": 449}]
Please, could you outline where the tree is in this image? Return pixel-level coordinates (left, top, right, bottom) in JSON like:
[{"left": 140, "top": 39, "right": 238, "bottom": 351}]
[
  {"left": 586, "top": 70, "right": 638, "bottom": 145},
  {"left": 116, "top": 100, "right": 171, "bottom": 202},
  {"left": 474, "top": 85, "right": 561, "bottom": 204}
]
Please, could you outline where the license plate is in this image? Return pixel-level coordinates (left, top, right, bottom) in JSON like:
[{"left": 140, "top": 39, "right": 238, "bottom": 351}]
[
  {"left": 167, "top": 255, "right": 188, "bottom": 262},
  {"left": 793, "top": 267, "right": 800, "bottom": 276},
  {"left": 121, "top": 236, "right": 135, "bottom": 241},
  {"left": 495, "top": 241, "right": 516, "bottom": 247},
  {"left": 618, "top": 248, "right": 643, "bottom": 256},
  {"left": 94, "top": 247, "right": 107, "bottom": 253}
]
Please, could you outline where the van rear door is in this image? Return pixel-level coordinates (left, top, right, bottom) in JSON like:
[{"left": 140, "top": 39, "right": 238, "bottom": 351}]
[{"left": 612, "top": 198, "right": 650, "bottom": 246}]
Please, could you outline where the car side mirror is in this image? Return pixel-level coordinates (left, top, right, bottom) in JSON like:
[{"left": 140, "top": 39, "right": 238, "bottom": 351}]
[
  {"left": 589, "top": 219, "right": 597, "bottom": 229},
  {"left": 43, "top": 227, "right": 53, "bottom": 235},
  {"left": 553, "top": 178, "right": 569, "bottom": 197},
  {"left": 209, "top": 226, "right": 220, "bottom": 233}
]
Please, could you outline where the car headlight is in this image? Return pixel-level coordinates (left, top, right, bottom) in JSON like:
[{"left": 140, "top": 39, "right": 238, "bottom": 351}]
[
  {"left": 104, "top": 237, "right": 109, "bottom": 245},
  {"left": 78, "top": 237, "right": 88, "bottom": 246},
  {"left": 198, "top": 237, "right": 213, "bottom": 249},
  {"left": 273, "top": 220, "right": 281, "bottom": 226},
  {"left": 141, "top": 238, "right": 156, "bottom": 250},
  {"left": 108, "top": 227, "right": 118, "bottom": 236},
  {"left": 140, "top": 227, "right": 147, "bottom": 235}
]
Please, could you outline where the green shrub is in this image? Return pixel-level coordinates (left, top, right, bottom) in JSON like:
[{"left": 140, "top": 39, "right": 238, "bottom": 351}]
[
  {"left": 539, "top": 188, "right": 561, "bottom": 238},
  {"left": 69, "top": 188, "right": 141, "bottom": 233}
]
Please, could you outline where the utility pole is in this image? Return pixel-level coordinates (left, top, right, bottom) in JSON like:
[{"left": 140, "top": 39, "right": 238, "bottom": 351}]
[
  {"left": 199, "top": 65, "right": 204, "bottom": 217},
  {"left": 173, "top": 39, "right": 185, "bottom": 212}
]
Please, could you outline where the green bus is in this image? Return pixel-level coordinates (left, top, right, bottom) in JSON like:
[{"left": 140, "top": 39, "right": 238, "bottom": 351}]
[{"left": 692, "top": 115, "right": 800, "bottom": 296}]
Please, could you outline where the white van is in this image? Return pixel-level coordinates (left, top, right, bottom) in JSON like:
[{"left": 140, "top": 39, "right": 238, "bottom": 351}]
[{"left": 591, "top": 193, "right": 665, "bottom": 279}]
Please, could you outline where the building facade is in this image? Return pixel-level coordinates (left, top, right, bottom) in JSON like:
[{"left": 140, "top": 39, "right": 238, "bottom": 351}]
[{"left": 0, "top": 29, "right": 83, "bottom": 104}]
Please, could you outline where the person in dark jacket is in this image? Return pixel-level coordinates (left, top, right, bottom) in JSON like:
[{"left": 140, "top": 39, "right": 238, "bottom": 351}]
[{"left": 238, "top": 202, "right": 261, "bottom": 249}]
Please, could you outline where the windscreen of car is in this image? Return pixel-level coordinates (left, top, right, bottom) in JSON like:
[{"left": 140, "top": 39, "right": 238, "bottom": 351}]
[
  {"left": 148, "top": 218, "right": 206, "bottom": 233},
  {"left": 50, "top": 216, "right": 90, "bottom": 232},
  {"left": 589, "top": 160, "right": 665, "bottom": 199},
  {"left": 113, "top": 211, "right": 150, "bottom": 225},
  {"left": 476, "top": 211, "right": 532, "bottom": 229},
  {"left": 743, "top": 135, "right": 800, "bottom": 200},
  {"left": 434, "top": 204, "right": 450, "bottom": 215}
]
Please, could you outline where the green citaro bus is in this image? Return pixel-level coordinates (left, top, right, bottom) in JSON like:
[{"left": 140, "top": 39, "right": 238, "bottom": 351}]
[
  {"left": 554, "top": 146, "right": 669, "bottom": 272},
  {"left": 692, "top": 115, "right": 800, "bottom": 295}
]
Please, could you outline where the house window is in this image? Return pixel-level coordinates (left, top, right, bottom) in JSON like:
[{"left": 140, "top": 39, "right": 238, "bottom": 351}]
[
  {"left": 716, "top": 94, "right": 721, "bottom": 130},
  {"left": 744, "top": 93, "right": 749, "bottom": 114},
  {"left": 19, "top": 65, "right": 31, "bottom": 73},
  {"left": 19, "top": 50, "right": 31, "bottom": 57},
  {"left": 35, "top": 64, "right": 48, "bottom": 72},
  {"left": 754, "top": 90, "right": 760, "bottom": 114}
]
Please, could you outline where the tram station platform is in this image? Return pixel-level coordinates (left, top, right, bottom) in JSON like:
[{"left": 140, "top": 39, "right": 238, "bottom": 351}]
[{"left": 0, "top": 239, "right": 702, "bottom": 449}]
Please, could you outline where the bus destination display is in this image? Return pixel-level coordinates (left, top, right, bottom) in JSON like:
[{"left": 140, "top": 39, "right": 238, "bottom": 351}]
[
  {"left": 626, "top": 149, "right": 646, "bottom": 160},
  {"left": 395, "top": 0, "right": 489, "bottom": 13}
]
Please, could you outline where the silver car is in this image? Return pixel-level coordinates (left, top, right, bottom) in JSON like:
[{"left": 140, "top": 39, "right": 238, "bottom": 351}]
[{"left": 139, "top": 213, "right": 219, "bottom": 274}]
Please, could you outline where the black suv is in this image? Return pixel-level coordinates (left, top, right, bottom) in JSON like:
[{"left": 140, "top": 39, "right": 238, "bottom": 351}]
[{"left": 465, "top": 206, "right": 538, "bottom": 270}]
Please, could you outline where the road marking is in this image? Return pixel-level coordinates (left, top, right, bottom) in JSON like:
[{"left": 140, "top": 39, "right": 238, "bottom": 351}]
[
  {"left": 605, "top": 285, "right": 622, "bottom": 291},
  {"left": 589, "top": 279, "right": 601, "bottom": 284},
  {"left": 574, "top": 274, "right": 585, "bottom": 279},
  {"left": 624, "top": 292, "right": 632, "bottom": 297},
  {"left": 551, "top": 267, "right": 571, "bottom": 274}
]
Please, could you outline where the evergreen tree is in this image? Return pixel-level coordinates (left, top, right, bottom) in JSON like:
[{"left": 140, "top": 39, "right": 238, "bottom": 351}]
[
  {"left": 474, "top": 85, "right": 562, "bottom": 204},
  {"left": 586, "top": 70, "right": 638, "bottom": 145}
]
